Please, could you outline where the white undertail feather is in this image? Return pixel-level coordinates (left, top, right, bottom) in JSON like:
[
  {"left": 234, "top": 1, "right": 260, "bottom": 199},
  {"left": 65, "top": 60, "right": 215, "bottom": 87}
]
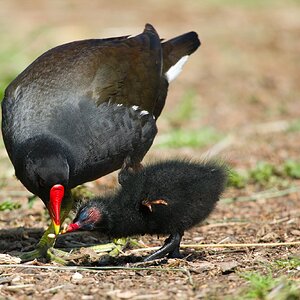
[{"left": 165, "top": 55, "right": 189, "bottom": 83}]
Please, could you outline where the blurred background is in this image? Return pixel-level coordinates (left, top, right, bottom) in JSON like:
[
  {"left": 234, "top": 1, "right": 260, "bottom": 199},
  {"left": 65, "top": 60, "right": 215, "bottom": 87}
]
[{"left": 0, "top": 0, "right": 299, "bottom": 170}]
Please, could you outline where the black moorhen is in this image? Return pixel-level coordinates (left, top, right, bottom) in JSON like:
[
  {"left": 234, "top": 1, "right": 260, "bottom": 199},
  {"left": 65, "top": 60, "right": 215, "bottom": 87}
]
[
  {"left": 1, "top": 24, "right": 200, "bottom": 261},
  {"left": 66, "top": 160, "right": 228, "bottom": 261}
]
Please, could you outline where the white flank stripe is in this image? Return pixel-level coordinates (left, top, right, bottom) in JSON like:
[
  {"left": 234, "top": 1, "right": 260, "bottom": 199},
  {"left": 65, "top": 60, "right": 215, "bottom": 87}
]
[
  {"left": 165, "top": 55, "right": 189, "bottom": 83},
  {"left": 132, "top": 105, "right": 139, "bottom": 110},
  {"left": 140, "top": 110, "right": 149, "bottom": 116}
]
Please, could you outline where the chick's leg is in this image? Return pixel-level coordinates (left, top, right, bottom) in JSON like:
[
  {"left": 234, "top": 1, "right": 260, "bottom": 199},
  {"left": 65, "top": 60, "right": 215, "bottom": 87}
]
[
  {"left": 20, "top": 193, "right": 74, "bottom": 264},
  {"left": 144, "top": 233, "right": 183, "bottom": 262}
]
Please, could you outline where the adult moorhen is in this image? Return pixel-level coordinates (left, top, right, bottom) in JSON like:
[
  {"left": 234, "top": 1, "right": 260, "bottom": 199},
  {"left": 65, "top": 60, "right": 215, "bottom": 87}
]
[
  {"left": 66, "top": 159, "right": 228, "bottom": 261},
  {"left": 1, "top": 24, "right": 200, "bottom": 261}
]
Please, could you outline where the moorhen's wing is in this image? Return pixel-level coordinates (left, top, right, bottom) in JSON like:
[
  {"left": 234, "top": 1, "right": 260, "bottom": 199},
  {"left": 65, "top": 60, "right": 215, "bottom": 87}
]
[
  {"left": 89, "top": 23, "right": 163, "bottom": 114},
  {"left": 57, "top": 99, "right": 157, "bottom": 187}
]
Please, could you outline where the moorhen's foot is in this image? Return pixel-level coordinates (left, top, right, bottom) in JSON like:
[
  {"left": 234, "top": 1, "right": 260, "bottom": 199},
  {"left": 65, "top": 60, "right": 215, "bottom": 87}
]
[
  {"left": 118, "top": 161, "right": 144, "bottom": 185},
  {"left": 20, "top": 247, "right": 69, "bottom": 265},
  {"left": 20, "top": 218, "right": 71, "bottom": 264},
  {"left": 168, "top": 247, "right": 184, "bottom": 259},
  {"left": 20, "top": 227, "right": 56, "bottom": 262},
  {"left": 88, "top": 238, "right": 129, "bottom": 257},
  {"left": 20, "top": 248, "right": 47, "bottom": 262},
  {"left": 46, "top": 248, "right": 70, "bottom": 265},
  {"left": 144, "top": 233, "right": 183, "bottom": 262}
]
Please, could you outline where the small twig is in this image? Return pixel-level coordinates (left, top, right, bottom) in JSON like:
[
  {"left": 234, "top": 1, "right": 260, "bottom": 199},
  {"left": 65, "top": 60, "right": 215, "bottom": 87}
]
[
  {"left": 89, "top": 243, "right": 116, "bottom": 253},
  {"left": 129, "top": 246, "right": 160, "bottom": 253},
  {"left": 3, "top": 284, "right": 35, "bottom": 290},
  {"left": 181, "top": 241, "right": 300, "bottom": 249},
  {"left": 196, "top": 120, "right": 294, "bottom": 159},
  {"left": 222, "top": 186, "right": 300, "bottom": 204},
  {"left": 202, "top": 135, "right": 235, "bottom": 158},
  {"left": 41, "top": 284, "right": 67, "bottom": 294},
  {"left": 243, "top": 120, "right": 290, "bottom": 135},
  {"left": 0, "top": 264, "right": 194, "bottom": 288},
  {"left": 182, "top": 267, "right": 194, "bottom": 286},
  {"left": 200, "top": 221, "right": 248, "bottom": 229},
  {"left": 270, "top": 217, "right": 290, "bottom": 225},
  {"left": 0, "top": 264, "right": 188, "bottom": 273},
  {"left": 129, "top": 240, "right": 300, "bottom": 253}
]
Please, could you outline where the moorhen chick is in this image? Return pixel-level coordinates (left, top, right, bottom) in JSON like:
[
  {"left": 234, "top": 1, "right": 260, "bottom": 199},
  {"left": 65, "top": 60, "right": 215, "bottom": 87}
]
[
  {"left": 66, "top": 160, "right": 228, "bottom": 261},
  {"left": 1, "top": 24, "right": 200, "bottom": 261}
]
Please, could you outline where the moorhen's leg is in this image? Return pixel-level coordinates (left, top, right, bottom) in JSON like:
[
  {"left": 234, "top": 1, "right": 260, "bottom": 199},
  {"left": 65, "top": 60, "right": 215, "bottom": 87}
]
[
  {"left": 20, "top": 193, "right": 75, "bottom": 264},
  {"left": 144, "top": 233, "right": 183, "bottom": 262},
  {"left": 118, "top": 156, "right": 144, "bottom": 185}
]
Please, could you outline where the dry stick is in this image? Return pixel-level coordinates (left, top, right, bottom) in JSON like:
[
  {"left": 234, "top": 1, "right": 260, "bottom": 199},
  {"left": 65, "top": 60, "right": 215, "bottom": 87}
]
[
  {"left": 2, "top": 264, "right": 191, "bottom": 285},
  {"left": 201, "top": 221, "right": 248, "bottom": 229},
  {"left": 202, "top": 135, "right": 235, "bottom": 158},
  {"left": 181, "top": 241, "right": 300, "bottom": 249},
  {"left": 0, "top": 264, "right": 194, "bottom": 287},
  {"left": 129, "top": 240, "right": 300, "bottom": 254},
  {"left": 203, "top": 120, "right": 292, "bottom": 158},
  {"left": 3, "top": 284, "right": 35, "bottom": 290},
  {"left": 184, "top": 268, "right": 194, "bottom": 287},
  {"left": 0, "top": 264, "right": 188, "bottom": 273},
  {"left": 41, "top": 285, "right": 68, "bottom": 294},
  {"left": 221, "top": 186, "right": 300, "bottom": 204}
]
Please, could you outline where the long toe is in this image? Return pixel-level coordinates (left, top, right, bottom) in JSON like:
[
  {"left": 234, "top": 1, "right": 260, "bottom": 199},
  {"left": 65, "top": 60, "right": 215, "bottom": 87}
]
[
  {"left": 167, "top": 247, "right": 184, "bottom": 259},
  {"left": 20, "top": 248, "right": 47, "bottom": 262},
  {"left": 20, "top": 245, "right": 70, "bottom": 264},
  {"left": 144, "top": 233, "right": 183, "bottom": 262},
  {"left": 46, "top": 248, "right": 70, "bottom": 265},
  {"left": 20, "top": 223, "right": 59, "bottom": 262},
  {"left": 144, "top": 250, "right": 167, "bottom": 262}
]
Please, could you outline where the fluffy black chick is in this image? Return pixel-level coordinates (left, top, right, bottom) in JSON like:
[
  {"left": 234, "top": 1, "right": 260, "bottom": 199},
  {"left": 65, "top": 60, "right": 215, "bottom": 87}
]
[{"left": 67, "top": 160, "right": 228, "bottom": 261}]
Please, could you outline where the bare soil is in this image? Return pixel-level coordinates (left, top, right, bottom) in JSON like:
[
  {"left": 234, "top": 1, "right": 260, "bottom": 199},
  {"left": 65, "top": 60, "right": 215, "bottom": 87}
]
[{"left": 0, "top": 1, "right": 300, "bottom": 299}]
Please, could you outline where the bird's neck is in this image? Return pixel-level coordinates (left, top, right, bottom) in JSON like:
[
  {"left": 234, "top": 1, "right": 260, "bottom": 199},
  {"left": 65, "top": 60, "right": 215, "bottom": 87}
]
[{"left": 97, "top": 194, "right": 145, "bottom": 238}]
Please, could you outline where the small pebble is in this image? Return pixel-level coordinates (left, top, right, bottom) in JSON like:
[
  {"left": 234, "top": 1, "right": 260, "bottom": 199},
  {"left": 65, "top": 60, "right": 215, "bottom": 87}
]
[
  {"left": 11, "top": 276, "right": 22, "bottom": 285},
  {"left": 72, "top": 272, "right": 83, "bottom": 281},
  {"left": 47, "top": 233, "right": 56, "bottom": 239}
]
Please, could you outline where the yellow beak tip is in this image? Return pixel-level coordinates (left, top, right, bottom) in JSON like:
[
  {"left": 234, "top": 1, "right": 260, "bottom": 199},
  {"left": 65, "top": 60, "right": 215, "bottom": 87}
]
[{"left": 53, "top": 223, "right": 61, "bottom": 235}]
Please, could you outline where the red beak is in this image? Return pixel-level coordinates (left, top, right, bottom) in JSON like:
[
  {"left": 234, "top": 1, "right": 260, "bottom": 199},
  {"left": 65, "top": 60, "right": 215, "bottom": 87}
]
[
  {"left": 65, "top": 222, "right": 80, "bottom": 233},
  {"left": 48, "top": 184, "right": 64, "bottom": 235}
]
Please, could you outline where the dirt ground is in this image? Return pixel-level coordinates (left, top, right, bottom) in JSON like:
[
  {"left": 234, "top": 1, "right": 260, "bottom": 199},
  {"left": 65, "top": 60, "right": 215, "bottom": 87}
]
[{"left": 0, "top": 0, "right": 300, "bottom": 299}]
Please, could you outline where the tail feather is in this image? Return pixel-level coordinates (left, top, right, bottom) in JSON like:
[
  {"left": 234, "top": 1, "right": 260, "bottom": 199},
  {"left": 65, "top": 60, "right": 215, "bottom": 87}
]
[{"left": 162, "top": 31, "right": 200, "bottom": 76}]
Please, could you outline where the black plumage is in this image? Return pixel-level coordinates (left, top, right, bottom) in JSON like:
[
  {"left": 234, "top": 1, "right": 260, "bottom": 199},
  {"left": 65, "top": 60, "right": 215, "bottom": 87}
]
[
  {"left": 1, "top": 23, "right": 200, "bottom": 248},
  {"left": 67, "top": 160, "right": 228, "bottom": 261}
]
